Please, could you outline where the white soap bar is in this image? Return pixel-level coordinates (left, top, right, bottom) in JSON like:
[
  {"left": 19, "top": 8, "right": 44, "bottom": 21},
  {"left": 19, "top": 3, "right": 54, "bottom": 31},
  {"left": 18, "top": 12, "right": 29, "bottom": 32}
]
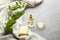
[
  {"left": 19, "top": 26, "right": 28, "bottom": 34},
  {"left": 37, "top": 22, "right": 44, "bottom": 29}
]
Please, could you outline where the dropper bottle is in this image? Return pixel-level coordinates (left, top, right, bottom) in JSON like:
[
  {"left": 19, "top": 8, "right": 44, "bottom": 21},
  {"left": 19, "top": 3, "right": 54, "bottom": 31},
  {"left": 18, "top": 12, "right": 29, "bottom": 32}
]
[{"left": 28, "top": 14, "right": 34, "bottom": 27}]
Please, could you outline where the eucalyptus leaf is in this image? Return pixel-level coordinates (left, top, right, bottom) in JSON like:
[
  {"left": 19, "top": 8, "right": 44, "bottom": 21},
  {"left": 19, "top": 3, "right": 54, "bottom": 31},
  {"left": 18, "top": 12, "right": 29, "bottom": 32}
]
[{"left": 4, "top": 11, "right": 25, "bottom": 34}]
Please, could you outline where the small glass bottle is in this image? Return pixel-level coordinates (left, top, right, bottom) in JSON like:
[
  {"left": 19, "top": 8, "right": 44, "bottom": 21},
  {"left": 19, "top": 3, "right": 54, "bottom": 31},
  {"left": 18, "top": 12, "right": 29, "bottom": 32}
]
[{"left": 28, "top": 14, "right": 34, "bottom": 27}]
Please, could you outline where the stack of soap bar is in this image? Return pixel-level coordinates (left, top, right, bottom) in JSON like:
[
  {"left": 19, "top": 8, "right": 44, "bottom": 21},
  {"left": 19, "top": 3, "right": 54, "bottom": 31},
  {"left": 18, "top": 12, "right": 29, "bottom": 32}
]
[
  {"left": 37, "top": 22, "right": 44, "bottom": 29},
  {"left": 19, "top": 26, "right": 28, "bottom": 36}
]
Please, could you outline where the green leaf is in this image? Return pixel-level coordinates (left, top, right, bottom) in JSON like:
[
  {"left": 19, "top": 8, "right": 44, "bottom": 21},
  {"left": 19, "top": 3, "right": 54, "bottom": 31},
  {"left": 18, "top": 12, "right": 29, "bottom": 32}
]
[
  {"left": 6, "top": 19, "right": 16, "bottom": 27},
  {"left": 4, "top": 27, "right": 13, "bottom": 34},
  {"left": 9, "top": 1, "right": 26, "bottom": 11},
  {"left": 11, "top": 11, "right": 25, "bottom": 20},
  {"left": 9, "top": 5, "right": 17, "bottom": 11}
]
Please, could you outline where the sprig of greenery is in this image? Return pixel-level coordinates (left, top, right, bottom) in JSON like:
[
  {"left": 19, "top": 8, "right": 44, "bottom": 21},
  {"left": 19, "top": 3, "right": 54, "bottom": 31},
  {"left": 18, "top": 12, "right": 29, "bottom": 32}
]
[
  {"left": 9, "top": 1, "right": 26, "bottom": 11},
  {"left": 4, "top": 11, "right": 25, "bottom": 34}
]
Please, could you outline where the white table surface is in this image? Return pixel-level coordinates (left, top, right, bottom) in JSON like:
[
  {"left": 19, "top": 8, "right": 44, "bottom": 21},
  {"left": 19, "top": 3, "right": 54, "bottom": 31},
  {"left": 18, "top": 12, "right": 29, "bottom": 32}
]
[{"left": 22, "top": 0, "right": 60, "bottom": 40}]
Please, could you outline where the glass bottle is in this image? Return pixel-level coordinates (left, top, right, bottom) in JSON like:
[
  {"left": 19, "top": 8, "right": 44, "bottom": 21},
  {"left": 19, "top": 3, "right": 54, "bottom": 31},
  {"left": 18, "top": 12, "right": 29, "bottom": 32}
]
[{"left": 28, "top": 14, "right": 34, "bottom": 27}]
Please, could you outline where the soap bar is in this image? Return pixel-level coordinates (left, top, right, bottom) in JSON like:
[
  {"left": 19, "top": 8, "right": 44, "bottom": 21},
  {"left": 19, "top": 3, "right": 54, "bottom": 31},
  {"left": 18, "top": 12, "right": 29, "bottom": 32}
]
[
  {"left": 37, "top": 22, "right": 44, "bottom": 29},
  {"left": 19, "top": 26, "right": 28, "bottom": 36}
]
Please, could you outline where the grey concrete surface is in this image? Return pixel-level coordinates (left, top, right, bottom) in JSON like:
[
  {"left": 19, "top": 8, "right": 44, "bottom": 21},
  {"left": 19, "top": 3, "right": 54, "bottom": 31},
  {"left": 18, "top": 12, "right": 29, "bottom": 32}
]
[{"left": 22, "top": 0, "right": 60, "bottom": 40}]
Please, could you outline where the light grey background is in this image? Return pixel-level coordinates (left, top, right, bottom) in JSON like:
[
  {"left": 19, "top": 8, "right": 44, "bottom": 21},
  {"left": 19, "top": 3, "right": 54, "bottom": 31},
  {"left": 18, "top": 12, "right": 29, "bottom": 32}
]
[{"left": 22, "top": 0, "right": 60, "bottom": 40}]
